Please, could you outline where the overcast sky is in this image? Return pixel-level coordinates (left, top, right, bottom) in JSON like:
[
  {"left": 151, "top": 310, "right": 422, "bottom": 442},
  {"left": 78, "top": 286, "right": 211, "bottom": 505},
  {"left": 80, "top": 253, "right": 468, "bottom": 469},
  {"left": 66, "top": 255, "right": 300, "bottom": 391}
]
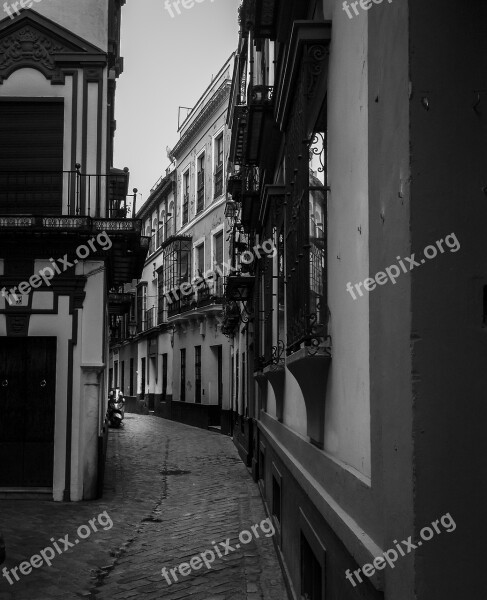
[{"left": 113, "top": 0, "right": 241, "bottom": 208}]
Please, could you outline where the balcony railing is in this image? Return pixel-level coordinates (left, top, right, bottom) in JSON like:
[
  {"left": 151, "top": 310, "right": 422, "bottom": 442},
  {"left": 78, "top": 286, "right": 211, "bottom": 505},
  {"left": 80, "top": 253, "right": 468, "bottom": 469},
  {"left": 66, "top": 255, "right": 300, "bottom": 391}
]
[
  {"left": 0, "top": 166, "right": 131, "bottom": 219},
  {"left": 167, "top": 276, "right": 225, "bottom": 318},
  {"left": 248, "top": 85, "right": 274, "bottom": 107}
]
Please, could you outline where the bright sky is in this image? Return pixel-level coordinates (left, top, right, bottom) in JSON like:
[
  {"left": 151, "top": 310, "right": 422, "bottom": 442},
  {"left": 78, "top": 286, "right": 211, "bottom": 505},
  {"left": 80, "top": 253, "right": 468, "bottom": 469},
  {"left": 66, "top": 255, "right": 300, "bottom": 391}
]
[{"left": 113, "top": 0, "right": 241, "bottom": 207}]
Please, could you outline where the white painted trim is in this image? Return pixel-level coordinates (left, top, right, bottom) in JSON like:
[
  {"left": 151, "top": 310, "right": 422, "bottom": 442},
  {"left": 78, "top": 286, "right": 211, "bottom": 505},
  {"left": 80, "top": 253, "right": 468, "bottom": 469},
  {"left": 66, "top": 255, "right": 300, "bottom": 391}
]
[
  {"left": 195, "top": 148, "right": 207, "bottom": 214},
  {"left": 212, "top": 127, "right": 225, "bottom": 201},
  {"left": 210, "top": 223, "right": 225, "bottom": 273},
  {"left": 193, "top": 236, "right": 206, "bottom": 277},
  {"left": 177, "top": 195, "right": 226, "bottom": 236}
]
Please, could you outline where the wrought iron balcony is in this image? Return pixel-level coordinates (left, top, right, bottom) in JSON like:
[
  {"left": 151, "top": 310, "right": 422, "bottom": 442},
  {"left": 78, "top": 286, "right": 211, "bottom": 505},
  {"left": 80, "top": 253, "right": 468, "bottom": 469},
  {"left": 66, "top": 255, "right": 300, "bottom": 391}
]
[
  {"left": 108, "top": 292, "right": 134, "bottom": 315},
  {"left": 239, "top": 0, "right": 278, "bottom": 38},
  {"left": 227, "top": 171, "right": 243, "bottom": 200},
  {"left": 248, "top": 84, "right": 274, "bottom": 107},
  {"left": 167, "top": 276, "right": 225, "bottom": 319},
  {"left": 0, "top": 166, "right": 132, "bottom": 219}
]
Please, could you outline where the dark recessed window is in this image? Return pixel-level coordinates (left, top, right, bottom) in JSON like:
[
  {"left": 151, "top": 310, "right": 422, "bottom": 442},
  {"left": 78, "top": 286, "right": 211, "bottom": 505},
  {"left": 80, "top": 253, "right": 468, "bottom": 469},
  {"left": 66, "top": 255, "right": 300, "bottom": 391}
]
[
  {"left": 301, "top": 534, "right": 322, "bottom": 600},
  {"left": 259, "top": 447, "right": 265, "bottom": 484},
  {"left": 272, "top": 476, "right": 281, "bottom": 523}
]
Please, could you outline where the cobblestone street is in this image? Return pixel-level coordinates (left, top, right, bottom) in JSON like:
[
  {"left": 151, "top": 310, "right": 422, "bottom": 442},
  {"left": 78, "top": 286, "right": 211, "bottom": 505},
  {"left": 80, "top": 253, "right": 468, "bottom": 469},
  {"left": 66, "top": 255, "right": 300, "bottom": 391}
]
[{"left": 0, "top": 415, "right": 287, "bottom": 600}]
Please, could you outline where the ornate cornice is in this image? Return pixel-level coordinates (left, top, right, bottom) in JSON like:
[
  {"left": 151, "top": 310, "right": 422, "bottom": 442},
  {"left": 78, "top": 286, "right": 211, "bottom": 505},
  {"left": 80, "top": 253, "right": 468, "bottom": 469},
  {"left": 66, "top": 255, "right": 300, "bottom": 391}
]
[
  {"left": 170, "top": 81, "right": 232, "bottom": 160},
  {"left": 0, "top": 11, "right": 107, "bottom": 84}
]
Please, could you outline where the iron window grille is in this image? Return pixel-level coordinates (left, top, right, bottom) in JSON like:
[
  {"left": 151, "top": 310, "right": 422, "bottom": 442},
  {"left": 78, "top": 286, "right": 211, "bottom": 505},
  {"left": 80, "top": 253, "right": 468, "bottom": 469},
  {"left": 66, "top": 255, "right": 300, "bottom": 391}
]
[
  {"left": 162, "top": 237, "right": 192, "bottom": 317},
  {"left": 284, "top": 60, "right": 329, "bottom": 356}
]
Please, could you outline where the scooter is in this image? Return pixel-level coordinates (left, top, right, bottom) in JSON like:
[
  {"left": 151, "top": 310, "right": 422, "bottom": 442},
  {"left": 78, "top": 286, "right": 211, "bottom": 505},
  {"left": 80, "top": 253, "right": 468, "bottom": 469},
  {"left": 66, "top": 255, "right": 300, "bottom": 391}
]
[{"left": 107, "top": 388, "right": 125, "bottom": 428}]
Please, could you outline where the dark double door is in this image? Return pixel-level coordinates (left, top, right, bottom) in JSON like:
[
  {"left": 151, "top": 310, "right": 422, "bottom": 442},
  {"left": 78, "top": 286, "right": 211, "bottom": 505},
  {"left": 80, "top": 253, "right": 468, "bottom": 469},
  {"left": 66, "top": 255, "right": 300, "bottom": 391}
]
[{"left": 0, "top": 337, "right": 57, "bottom": 487}]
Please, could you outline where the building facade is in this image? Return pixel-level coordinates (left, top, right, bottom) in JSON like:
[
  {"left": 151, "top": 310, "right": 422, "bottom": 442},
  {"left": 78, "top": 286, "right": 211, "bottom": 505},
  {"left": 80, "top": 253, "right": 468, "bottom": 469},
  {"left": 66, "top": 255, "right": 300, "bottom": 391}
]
[
  {"left": 225, "top": 0, "right": 486, "bottom": 598},
  {"left": 0, "top": 1, "right": 147, "bottom": 501},
  {"left": 109, "top": 56, "right": 234, "bottom": 433}
]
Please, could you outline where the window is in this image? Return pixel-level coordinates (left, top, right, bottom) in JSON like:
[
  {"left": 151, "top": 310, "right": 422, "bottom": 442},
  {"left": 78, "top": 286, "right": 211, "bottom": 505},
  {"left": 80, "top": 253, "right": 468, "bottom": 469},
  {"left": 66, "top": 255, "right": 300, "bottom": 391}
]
[
  {"left": 163, "top": 237, "right": 192, "bottom": 316},
  {"left": 213, "top": 230, "right": 224, "bottom": 296},
  {"left": 158, "top": 274, "right": 166, "bottom": 324},
  {"left": 195, "top": 346, "right": 202, "bottom": 403},
  {"left": 235, "top": 349, "right": 239, "bottom": 413},
  {"left": 258, "top": 443, "right": 266, "bottom": 488},
  {"left": 285, "top": 123, "right": 328, "bottom": 355},
  {"left": 195, "top": 243, "right": 205, "bottom": 278},
  {"left": 197, "top": 153, "right": 205, "bottom": 213},
  {"left": 301, "top": 535, "right": 322, "bottom": 600},
  {"left": 183, "top": 170, "right": 190, "bottom": 225},
  {"left": 162, "top": 353, "right": 168, "bottom": 399},
  {"left": 272, "top": 475, "right": 281, "bottom": 523},
  {"left": 217, "top": 345, "right": 223, "bottom": 407},
  {"left": 167, "top": 201, "right": 174, "bottom": 237},
  {"left": 242, "top": 351, "right": 246, "bottom": 419},
  {"left": 151, "top": 216, "right": 158, "bottom": 252},
  {"left": 136, "top": 284, "right": 147, "bottom": 332},
  {"left": 180, "top": 349, "right": 186, "bottom": 401},
  {"left": 214, "top": 133, "right": 224, "bottom": 198},
  {"left": 0, "top": 101, "right": 64, "bottom": 215},
  {"left": 141, "top": 357, "right": 146, "bottom": 399},
  {"left": 121, "top": 361, "right": 125, "bottom": 394},
  {"left": 158, "top": 208, "right": 165, "bottom": 246}
]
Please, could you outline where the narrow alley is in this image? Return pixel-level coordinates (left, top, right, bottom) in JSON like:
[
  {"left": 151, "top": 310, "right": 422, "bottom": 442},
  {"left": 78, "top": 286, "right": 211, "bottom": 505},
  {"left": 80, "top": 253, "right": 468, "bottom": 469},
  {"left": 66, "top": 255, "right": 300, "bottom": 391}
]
[{"left": 0, "top": 415, "right": 287, "bottom": 600}]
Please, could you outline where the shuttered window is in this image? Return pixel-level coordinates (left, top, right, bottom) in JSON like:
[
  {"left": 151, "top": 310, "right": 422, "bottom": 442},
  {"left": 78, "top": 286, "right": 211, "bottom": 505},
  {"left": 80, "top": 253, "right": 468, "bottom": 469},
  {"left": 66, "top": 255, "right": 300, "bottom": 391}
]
[{"left": 0, "top": 101, "right": 64, "bottom": 215}]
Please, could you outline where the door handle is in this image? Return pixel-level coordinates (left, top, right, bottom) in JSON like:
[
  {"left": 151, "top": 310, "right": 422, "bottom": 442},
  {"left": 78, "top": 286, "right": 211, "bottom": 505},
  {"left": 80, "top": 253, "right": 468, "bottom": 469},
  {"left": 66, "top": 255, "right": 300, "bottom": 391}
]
[
  {"left": 1, "top": 380, "right": 7, "bottom": 387},
  {"left": 40, "top": 379, "right": 46, "bottom": 388}
]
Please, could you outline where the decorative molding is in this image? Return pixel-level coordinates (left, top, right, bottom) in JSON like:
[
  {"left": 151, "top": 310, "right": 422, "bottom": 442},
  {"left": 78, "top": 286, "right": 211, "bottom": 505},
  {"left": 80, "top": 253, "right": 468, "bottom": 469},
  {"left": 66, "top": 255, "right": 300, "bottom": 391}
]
[
  {"left": 170, "top": 81, "right": 232, "bottom": 160},
  {"left": 0, "top": 12, "right": 107, "bottom": 84},
  {"left": 6, "top": 313, "right": 30, "bottom": 336}
]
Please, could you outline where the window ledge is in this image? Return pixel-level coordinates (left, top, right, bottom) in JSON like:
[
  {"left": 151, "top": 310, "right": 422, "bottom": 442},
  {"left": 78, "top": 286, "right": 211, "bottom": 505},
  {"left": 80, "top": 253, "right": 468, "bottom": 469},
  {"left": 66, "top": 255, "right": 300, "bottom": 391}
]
[{"left": 285, "top": 347, "right": 331, "bottom": 449}]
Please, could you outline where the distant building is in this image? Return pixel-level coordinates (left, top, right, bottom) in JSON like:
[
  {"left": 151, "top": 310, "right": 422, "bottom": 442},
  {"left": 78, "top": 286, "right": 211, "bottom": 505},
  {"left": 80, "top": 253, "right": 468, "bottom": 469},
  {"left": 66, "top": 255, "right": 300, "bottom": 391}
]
[
  {"left": 0, "top": 2, "right": 147, "bottom": 501},
  {"left": 109, "top": 56, "right": 234, "bottom": 433}
]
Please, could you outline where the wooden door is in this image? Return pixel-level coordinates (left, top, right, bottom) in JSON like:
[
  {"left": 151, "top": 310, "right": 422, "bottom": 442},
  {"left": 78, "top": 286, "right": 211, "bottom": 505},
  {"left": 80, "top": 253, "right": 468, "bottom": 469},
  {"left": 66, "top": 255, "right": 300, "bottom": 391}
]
[{"left": 0, "top": 337, "right": 57, "bottom": 487}]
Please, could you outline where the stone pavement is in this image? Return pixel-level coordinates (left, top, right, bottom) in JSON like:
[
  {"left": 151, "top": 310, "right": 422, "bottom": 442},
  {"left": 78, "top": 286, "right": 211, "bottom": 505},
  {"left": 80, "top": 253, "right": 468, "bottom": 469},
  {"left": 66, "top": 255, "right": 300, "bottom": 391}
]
[{"left": 0, "top": 414, "right": 288, "bottom": 600}]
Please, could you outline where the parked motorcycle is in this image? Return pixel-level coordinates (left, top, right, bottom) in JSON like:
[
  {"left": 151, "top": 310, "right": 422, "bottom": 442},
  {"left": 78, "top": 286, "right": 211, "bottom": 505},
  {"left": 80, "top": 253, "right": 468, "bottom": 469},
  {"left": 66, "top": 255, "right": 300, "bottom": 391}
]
[{"left": 107, "top": 388, "right": 125, "bottom": 428}]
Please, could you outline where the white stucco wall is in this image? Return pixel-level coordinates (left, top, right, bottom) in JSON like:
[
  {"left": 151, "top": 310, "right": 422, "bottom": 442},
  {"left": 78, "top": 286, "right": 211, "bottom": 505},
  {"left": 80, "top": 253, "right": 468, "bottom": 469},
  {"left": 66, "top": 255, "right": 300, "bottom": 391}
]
[
  {"left": 322, "top": 0, "right": 371, "bottom": 478},
  {"left": 23, "top": 2, "right": 108, "bottom": 51}
]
